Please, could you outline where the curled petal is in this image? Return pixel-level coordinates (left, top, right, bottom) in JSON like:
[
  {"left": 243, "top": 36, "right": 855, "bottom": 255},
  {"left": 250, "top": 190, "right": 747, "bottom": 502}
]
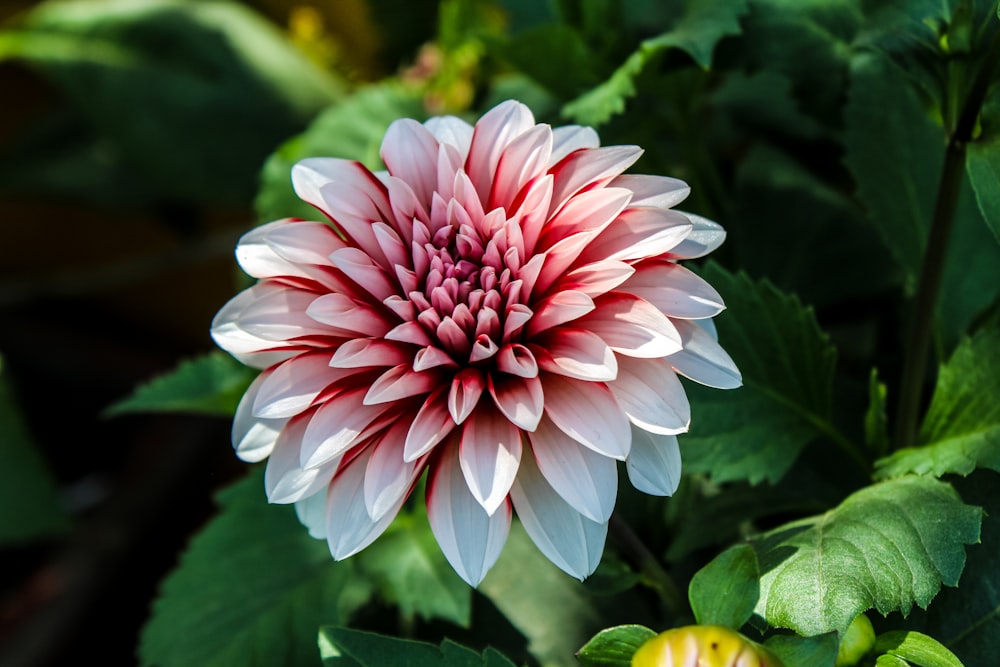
[
  {"left": 404, "top": 387, "right": 457, "bottom": 461},
  {"left": 533, "top": 329, "right": 618, "bottom": 382},
  {"left": 489, "top": 373, "right": 544, "bottom": 431},
  {"left": 448, "top": 368, "right": 486, "bottom": 425}
]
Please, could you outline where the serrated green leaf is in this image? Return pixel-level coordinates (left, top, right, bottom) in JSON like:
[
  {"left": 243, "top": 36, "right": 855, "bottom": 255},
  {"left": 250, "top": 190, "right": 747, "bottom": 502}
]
[
  {"left": 762, "top": 632, "right": 839, "bottom": 667},
  {"left": 104, "top": 352, "right": 255, "bottom": 418},
  {"left": 255, "top": 84, "right": 426, "bottom": 224},
  {"left": 750, "top": 476, "right": 981, "bottom": 636},
  {"left": 0, "top": 0, "right": 342, "bottom": 205},
  {"left": 689, "top": 544, "right": 759, "bottom": 630},
  {"left": 576, "top": 625, "right": 656, "bottom": 667},
  {"left": 875, "top": 631, "right": 964, "bottom": 667},
  {"left": 356, "top": 512, "right": 470, "bottom": 626},
  {"left": 681, "top": 264, "right": 846, "bottom": 485},
  {"left": 139, "top": 468, "right": 373, "bottom": 667},
  {"left": 561, "top": 0, "right": 748, "bottom": 125},
  {"left": 318, "top": 628, "right": 517, "bottom": 667},
  {"left": 875, "top": 327, "right": 1000, "bottom": 479},
  {"left": 866, "top": 368, "right": 891, "bottom": 457},
  {"left": 966, "top": 137, "right": 1000, "bottom": 245},
  {"left": 0, "top": 355, "right": 69, "bottom": 543}
]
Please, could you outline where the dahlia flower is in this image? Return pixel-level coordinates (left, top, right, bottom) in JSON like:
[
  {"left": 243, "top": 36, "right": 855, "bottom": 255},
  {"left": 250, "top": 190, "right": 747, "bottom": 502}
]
[{"left": 211, "top": 100, "right": 740, "bottom": 586}]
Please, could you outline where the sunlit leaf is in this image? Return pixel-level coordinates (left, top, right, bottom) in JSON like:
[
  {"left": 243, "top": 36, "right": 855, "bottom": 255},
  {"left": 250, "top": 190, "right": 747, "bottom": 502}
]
[
  {"left": 688, "top": 544, "right": 759, "bottom": 630},
  {"left": 318, "top": 628, "right": 517, "bottom": 667},
  {"left": 748, "top": 476, "right": 981, "bottom": 636},
  {"left": 139, "top": 468, "right": 373, "bottom": 667},
  {"left": 875, "top": 326, "right": 1000, "bottom": 479},
  {"left": 681, "top": 264, "right": 843, "bottom": 485},
  {"left": 874, "top": 631, "right": 964, "bottom": 667}
]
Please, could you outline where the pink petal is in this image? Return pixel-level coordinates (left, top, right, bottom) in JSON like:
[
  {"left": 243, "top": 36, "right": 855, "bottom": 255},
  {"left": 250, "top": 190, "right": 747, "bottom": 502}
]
[
  {"left": 549, "top": 125, "right": 600, "bottom": 164},
  {"left": 554, "top": 260, "right": 635, "bottom": 298},
  {"left": 235, "top": 219, "right": 346, "bottom": 282},
  {"left": 427, "top": 441, "right": 512, "bottom": 586},
  {"left": 385, "top": 320, "right": 434, "bottom": 347},
  {"left": 488, "top": 374, "right": 544, "bottom": 431},
  {"left": 509, "top": 451, "right": 608, "bottom": 580},
  {"left": 328, "top": 247, "right": 397, "bottom": 302},
  {"left": 291, "top": 158, "right": 390, "bottom": 218},
  {"left": 364, "top": 364, "right": 439, "bottom": 405},
  {"left": 424, "top": 115, "right": 474, "bottom": 158},
  {"left": 413, "top": 346, "right": 458, "bottom": 371},
  {"left": 252, "top": 351, "right": 346, "bottom": 419},
  {"left": 232, "top": 370, "right": 286, "bottom": 462},
  {"left": 234, "top": 283, "right": 331, "bottom": 341},
  {"left": 326, "top": 447, "right": 406, "bottom": 559},
  {"left": 466, "top": 100, "right": 536, "bottom": 204},
  {"left": 665, "top": 212, "right": 726, "bottom": 259},
  {"left": 306, "top": 293, "right": 394, "bottom": 337},
  {"left": 460, "top": 405, "right": 524, "bottom": 515},
  {"left": 364, "top": 420, "right": 425, "bottom": 520},
  {"left": 496, "top": 343, "right": 538, "bottom": 378},
  {"left": 372, "top": 221, "right": 410, "bottom": 270},
  {"left": 404, "top": 387, "right": 456, "bottom": 461},
  {"left": 580, "top": 207, "right": 693, "bottom": 263},
  {"left": 533, "top": 329, "right": 618, "bottom": 381},
  {"left": 609, "top": 174, "right": 690, "bottom": 209},
  {"left": 541, "top": 373, "right": 631, "bottom": 459},
  {"left": 529, "top": 416, "right": 618, "bottom": 522},
  {"left": 381, "top": 118, "right": 440, "bottom": 205},
  {"left": 620, "top": 261, "right": 725, "bottom": 319},
  {"left": 525, "top": 290, "right": 595, "bottom": 337},
  {"left": 626, "top": 426, "right": 681, "bottom": 496},
  {"left": 449, "top": 368, "right": 486, "bottom": 425},
  {"left": 329, "top": 338, "right": 411, "bottom": 369},
  {"left": 537, "top": 187, "right": 632, "bottom": 252},
  {"left": 547, "top": 145, "right": 642, "bottom": 216},
  {"left": 667, "top": 319, "right": 742, "bottom": 389},
  {"left": 609, "top": 356, "right": 690, "bottom": 435},
  {"left": 489, "top": 124, "right": 553, "bottom": 210},
  {"left": 300, "top": 388, "right": 394, "bottom": 468},
  {"left": 510, "top": 174, "right": 554, "bottom": 256},
  {"left": 576, "top": 293, "right": 683, "bottom": 358}
]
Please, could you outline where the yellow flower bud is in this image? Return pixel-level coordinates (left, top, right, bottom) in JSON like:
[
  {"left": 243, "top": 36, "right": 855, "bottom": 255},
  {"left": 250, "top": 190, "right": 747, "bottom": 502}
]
[{"left": 632, "top": 625, "right": 784, "bottom": 667}]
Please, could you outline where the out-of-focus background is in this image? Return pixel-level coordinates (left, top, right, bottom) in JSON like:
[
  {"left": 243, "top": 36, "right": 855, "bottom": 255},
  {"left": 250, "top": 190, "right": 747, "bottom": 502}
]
[{"left": 0, "top": 1, "right": 443, "bottom": 663}]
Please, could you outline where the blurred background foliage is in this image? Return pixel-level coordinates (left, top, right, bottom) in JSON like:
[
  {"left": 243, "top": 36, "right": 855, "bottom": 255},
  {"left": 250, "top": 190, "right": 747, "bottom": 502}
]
[{"left": 1, "top": 0, "right": 998, "bottom": 665}]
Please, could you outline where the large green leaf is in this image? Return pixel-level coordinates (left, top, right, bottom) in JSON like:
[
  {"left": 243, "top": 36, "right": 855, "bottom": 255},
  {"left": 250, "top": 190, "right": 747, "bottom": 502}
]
[
  {"left": 688, "top": 544, "right": 759, "bottom": 630},
  {"left": 318, "top": 628, "right": 517, "bottom": 667},
  {"left": 104, "top": 352, "right": 254, "bottom": 418},
  {"left": 561, "top": 0, "right": 748, "bottom": 126},
  {"left": 874, "top": 631, "right": 964, "bottom": 667},
  {"left": 255, "top": 83, "right": 427, "bottom": 224},
  {"left": 356, "top": 513, "right": 471, "bottom": 627},
  {"left": 681, "top": 264, "right": 846, "bottom": 485},
  {"left": 139, "top": 468, "right": 373, "bottom": 667},
  {"left": 876, "top": 327, "right": 1000, "bottom": 479},
  {"left": 0, "top": 0, "right": 343, "bottom": 205},
  {"left": 0, "top": 355, "right": 69, "bottom": 544},
  {"left": 748, "top": 476, "right": 981, "bottom": 636},
  {"left": 967, "top": 137, "right": 1000, "bottom": 245}
]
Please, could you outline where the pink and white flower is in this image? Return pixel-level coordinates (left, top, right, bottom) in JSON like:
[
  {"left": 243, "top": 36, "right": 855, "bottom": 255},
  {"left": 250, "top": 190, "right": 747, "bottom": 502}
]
[{"left": 212, "top": 100, "right": 740, "bottom": 585}]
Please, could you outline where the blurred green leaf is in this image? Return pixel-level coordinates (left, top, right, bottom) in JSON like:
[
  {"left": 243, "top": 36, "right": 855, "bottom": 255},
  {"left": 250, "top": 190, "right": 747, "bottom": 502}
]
[
  {"left": 762, "top": 632, "right": 839, "bottom": 667},
  {"left": 688, "top": 544, "right": 759, "bottom": 629},
  {"left": 875, "top": 326, "right": 1000, "bottom": 478},
  {"left": 874, "top": 631, "right": 964, "bottom": 667},
  {"left": 104, "top": 352, "right": 255, "bottom": 418},
  {"left": 318, "top": 628, "right": 517, "bottom": 667},
  {"left": 255, "top": 83, "right": 426, "bottom": 224},
  {"left": 139, "top": 468, "right": 373, "bottom": 667},
  {"left": 0, "top": 355, "right": 69, "bottom": 544},
  {"left": 0, "top": 0, "right": 342, "bottom": 205},
  {"left": 681, "top": 264, "right": 844, "bottom": 485},
  {"left": 356, "top": 513, "right": 471, "bottom": 626},
  {"left": 866, "top": 368, "right": 891, "bottom": 457},
  {"left": 562, "top": 0, "right": 748, "bottom": 126},
  {"left": 493, "top": 23, "right": 604, "bottom": 99},
  {"left": 967, "top": 138, "right": 1000, "bottom": 245},
  {"left": 576, "top": 625, "right": 656, "bottom": 667},
  {"left": 750, "top": 476, "right": 981, "bottom": 637}
]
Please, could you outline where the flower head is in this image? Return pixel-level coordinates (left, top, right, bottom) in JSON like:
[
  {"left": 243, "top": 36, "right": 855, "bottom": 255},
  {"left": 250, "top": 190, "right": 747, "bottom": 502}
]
[{"left": 212, "top": 100, "right": 740, "bottom": 585}]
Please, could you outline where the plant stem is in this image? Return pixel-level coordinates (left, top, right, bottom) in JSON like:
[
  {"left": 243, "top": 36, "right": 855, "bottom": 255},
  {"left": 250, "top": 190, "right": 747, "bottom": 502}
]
[
  {"left": 608, "top": 514, "right": 687, "bottom": 618},
  {"left": 894, "top": 29, "right": 1000, "bottom": 450}
]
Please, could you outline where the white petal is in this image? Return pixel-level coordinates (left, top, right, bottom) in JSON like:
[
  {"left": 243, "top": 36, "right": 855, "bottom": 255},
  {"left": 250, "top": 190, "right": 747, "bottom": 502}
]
[
  {"left": 364, "top": 421, "right": 424, "bottom": 521},
  {"left": 609, "top": 357, "right": 690, "bottom": 435},
  {"left": 548, "top": 145, "right": 643, "bottom": 215},
  {"left": 581, "top": 207, "right": 693, "bottom": 263},
  {"left": 667, "top": 212, "right": 726, "bottom": 259},
  {"left": 534, "top": 329, "right": 618, "bottom": 381},
  {"left": 326, "top": 448, "right": 404, "bottom": 559},
  {"left": 489, "top": 374, "right": 544, "bottom": 431},
  {"left": 300, "top": 388, "right": 393, "bottom": 468},
  {"left": 541, "top": 374, "right": 631, "bottom": 459},
  {"left": 578, "top": 293, "right": 683, "bottom": 358},
  {"left": 294, "top": 491, "right": 329, "bottom": 539},
  {"left": 252, "top": 352, "right": 344, "bottom": 419},
  {"left": 626, "top": 426, "right": 682, "bottom": 496},
  {"left": 381, "top": 118, "right": 440, "bottom": 205},
  {"left": 466, "top": 100, "right": 536, "bottom": 202},
  {"left": 264, "top": 413, "right": 339, "bottom": 504},
  {"left": 610, "top": 174, "right": 690, "bottom": 209},
  {"left": 529, "top": 416, "right": 618, "bottom": 522},
  {"left": 510, "top": 451, "right": 608, "bottom": 580},
  {"left": 668, "top": 319, "right": 742, "bottom": 389},
  {"left": 232, "top": 371, "right": 286, "bottom": 462},
  {"left": 427, "top": 442, "right": 512, "bottom": 586},
  {"left": 404, "top": 387, "right": 457, "bottom": 461},
  {"left": 424, "top": 115, "right": 474, "bottom": 158},
  {"left": 550, "top": 125, "right": 600, "bottom": 164},
  {"left": 620, "top": 261, "right": 725, "bottom": 320},
  {"left": 460, "top": 406, "right": 524, "bottom": 515}
]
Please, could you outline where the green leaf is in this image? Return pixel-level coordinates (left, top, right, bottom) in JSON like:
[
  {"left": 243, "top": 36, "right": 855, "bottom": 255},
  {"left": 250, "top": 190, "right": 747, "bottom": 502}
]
[
  {"left": 874, "top": 631, "right": 964, "bottom": 667},
  {"left": 139, "top": 468, "right": 373, "bottom": 667},
  {"left": 356, "top": 512, "right": 471, "bottom": 626},
  {"left": 561, "top": 0, "right": 748, "bottom": 125},
  {"left": 966, "top": 137, "right": 1000, "bottom": 245},
  {"left": 749, "top": 476, "right": 981, "bottom": 637},
  {"left": 576, "top": 625, "right": 657, "bottom": 667},
  {"left": 762, "top": 632, "right": 839, "bottom": 667},
  {"left": 876, "top": 655, "right": 912, "bottom": 667},
  {"left": 689, "top": 544, "right": 759, "bottom": 629},
  {"left": 318, "top": 628, "right": 517, "bottom": 667},
  {"left": 681, "top": 264, "right": 845, "bottom": 485},
  {"left": 104, "top": 352, "right": 255, "bottom": 418},
  {"left": 0, "top": 354, "right": 69, "bottom": 543},
  {"left": 875, "top": 326, "right": 1000, "bottom": 479},
  {"left": 866, "top": 368, "right": 891, "bottom": 458},
  {"left": 255, "top": 83, "right": 426, "bottom": 224},
  {"left": 0, "top": 0, "right": 343, "bottom": 205}
]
